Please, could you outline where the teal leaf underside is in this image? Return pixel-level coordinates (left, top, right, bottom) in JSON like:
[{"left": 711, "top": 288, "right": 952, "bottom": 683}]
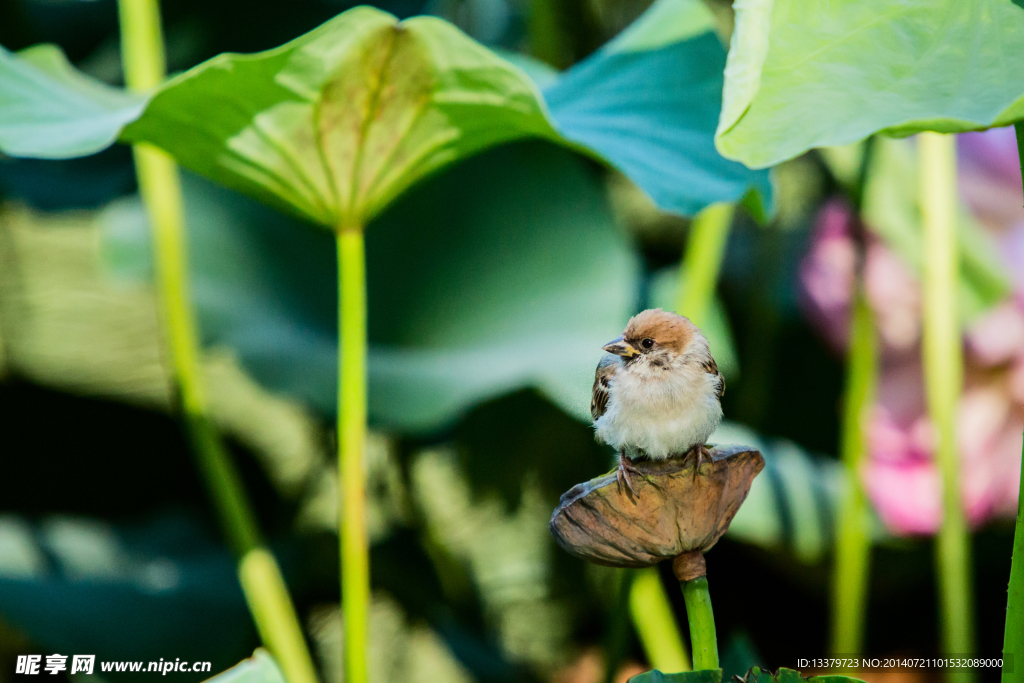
[
  {"left": 0, "top": 44, "right": 145, "bottom": 159},
  {"left": 544, "top": 0, "right": 773, "bottom": 218}
]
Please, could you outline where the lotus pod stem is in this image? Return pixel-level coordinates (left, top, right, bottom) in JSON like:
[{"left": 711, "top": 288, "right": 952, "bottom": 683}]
[{"left": 681, "top": 576, "right": 719, "bottom": 671}]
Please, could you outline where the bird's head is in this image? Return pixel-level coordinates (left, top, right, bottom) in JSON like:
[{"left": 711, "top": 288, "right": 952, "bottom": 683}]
[{"left": 602, "top": 308, "right": 702, "bottom": 369}]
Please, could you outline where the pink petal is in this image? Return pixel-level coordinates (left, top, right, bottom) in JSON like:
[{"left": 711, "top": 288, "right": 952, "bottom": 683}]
[
  {"left": 863, "top": 459, "right": 941, "bottom": 535},
  {"left": 965, "top": 302, "right": 1024, "bottom": 367}
]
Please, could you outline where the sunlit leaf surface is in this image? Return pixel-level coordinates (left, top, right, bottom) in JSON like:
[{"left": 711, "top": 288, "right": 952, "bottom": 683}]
[
  {"left": 2, "top": 2, "right": 772, "bottom": 222},
  {"left": 121, "top": 7, "right": 561, "bottom": 227},
  {"left": 716, "top": 0, "right": 1024, "bottom": 167},
  {"left": 0, "top": 44, "right": 145, "bottom": 159}
]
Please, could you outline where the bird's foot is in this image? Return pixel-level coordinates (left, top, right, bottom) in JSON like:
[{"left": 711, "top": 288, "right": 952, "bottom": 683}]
[
  {"left": 616, "top": 451, "right": 642, "bottom": 499},
  {"left": 689, "top": 444, "right": 713, "bottom": 480}
]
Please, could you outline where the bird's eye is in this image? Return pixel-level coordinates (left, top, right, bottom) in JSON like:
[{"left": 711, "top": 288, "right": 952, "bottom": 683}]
[{"left": 641, "top": 338, "right": 654, "bottom": 349}]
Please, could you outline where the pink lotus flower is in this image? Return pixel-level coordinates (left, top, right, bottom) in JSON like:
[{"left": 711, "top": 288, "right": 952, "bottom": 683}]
[{"left": 799, "top": 129, "right": 1024, "bottom": 535}]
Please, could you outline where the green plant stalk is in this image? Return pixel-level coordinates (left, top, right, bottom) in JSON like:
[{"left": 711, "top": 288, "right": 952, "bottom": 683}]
[
  {"left": 681, "top": 577, "right": 719, "bottom": 670},
  {"left": 337, "top": 228, "right": 369, "bottom": 683},
  {"left": 1002, "top": 124, "right": 1024, "bottom": 683},
  {"left": 676, "top": 202, "right": 735, "bottom": 327},
  {"left": 830, "top": 290, "right": 877, "bottom": 656},
  {"left": 118, "top": 3, "right": 319, "bottom": 683},
  {"left": 630, "top": 569, "right": 692, "bottom": 672},
  {"left": 919, "top": 132, "right": 976, "bottom": 682}
]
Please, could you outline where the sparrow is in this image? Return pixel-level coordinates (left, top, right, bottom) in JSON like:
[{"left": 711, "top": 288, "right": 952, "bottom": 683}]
[{"left": 591, "top": 308, "right": 725, "bottom": 496}]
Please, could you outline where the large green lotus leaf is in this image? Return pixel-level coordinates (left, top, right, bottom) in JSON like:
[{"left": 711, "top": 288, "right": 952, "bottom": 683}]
[
  {"left": 120, "top": 6, "right": 562, "bottom": 228},
  {"left": 542, "top": 0, "right": 773, "bottom": 219},
  {"left": 716, "top": 0, "right": 1024, "bottom": 168},
  {"left": 100, "top": 141, "right": 638, "bottom": 430},
  {"left": 0, "top": 44, "right": 145, "bottom": 159}
]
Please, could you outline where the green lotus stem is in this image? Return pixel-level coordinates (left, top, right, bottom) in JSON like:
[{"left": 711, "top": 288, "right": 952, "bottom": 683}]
[
  {"left": 681, "top": 577, "right": 719, "bottom": 670},
  {"left": 1002, "top": 124, "right": 1024, "bottom": 683},
  {"left": 918, "top": 132, "right": 976, "bottom": 682},
  {"left": 630, "top": 569, "right": 692, "bottom": 671},
  {"left": 337, "top": 228, "right": 369, "bottom": 683},
  {"left": 830, "top": 289, "right": 877, "bottom": 656},
  {"left": 676, "top": 202, "right": 735, "bottom": 327},
  {"left": 117, "top": 3, "right": 319, "bottom": 683}
]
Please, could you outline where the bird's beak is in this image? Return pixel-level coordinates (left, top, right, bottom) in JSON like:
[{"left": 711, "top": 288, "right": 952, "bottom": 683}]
[{"left": 603, "top": 336, "right": 639, "bottom": 359}]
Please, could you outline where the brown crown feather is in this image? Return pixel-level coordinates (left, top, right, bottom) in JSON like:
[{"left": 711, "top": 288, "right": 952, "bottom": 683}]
[{"left": 622, "top": 308, "right": 695, "bottom": 354}]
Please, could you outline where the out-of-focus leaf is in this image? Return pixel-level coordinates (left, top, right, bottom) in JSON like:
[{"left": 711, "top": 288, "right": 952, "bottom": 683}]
[
  {"left": 307, "top": 596, "right": 478, "bottom": 683},
  {"left": 716, "top": 0, "right": 1024, "bottom": 168},
  {"left": 860, "top": 137, "right": 1011, "bottom": 321},
  {"left": 410, "top": 447, "right": 571, "bottom": 671},
  {"left": 627, "top": 668, "right": 722, "bottom": 683},
  {"left": 712, "top": 422, "right": 884, "bottom": 562},
  {"left": 0, "top": 205, "right": 330, "bottom": 497},
  {"left": 544, "top": 0, "right": 772, "bottom": 219},
  {"left": 648, "top": 266, "right": 738, "bottom": 379},
  {"left": 121, "top": 6, "right": 562, "bottom": 228},
  {"left": 366, "top": 142, "right": 636, "bottom": 428},
  {"left": 0, "top": 515, "right": 254, "bottom": 678},
  {"left": 206, "top": 650, "right": 286, "bottom": 683},
  {"left": 0, "top": 44, "right": 145, "bottom": 159},
  {"left": 101, "top": 142, "right": 638, "bottom": 430}
]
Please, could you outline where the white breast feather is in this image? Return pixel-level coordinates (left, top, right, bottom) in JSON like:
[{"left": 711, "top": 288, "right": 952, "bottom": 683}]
[{"left": 594, "top": 352, "right": 722, "bottom": 460}]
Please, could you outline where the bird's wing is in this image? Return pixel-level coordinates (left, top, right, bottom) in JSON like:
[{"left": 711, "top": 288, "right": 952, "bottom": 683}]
[
  {"left": 591, "top": 354, "right": 619, "bottom": 421},
  {"left": 702, "top": 356, "right": 726, "bottom": 400}
]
